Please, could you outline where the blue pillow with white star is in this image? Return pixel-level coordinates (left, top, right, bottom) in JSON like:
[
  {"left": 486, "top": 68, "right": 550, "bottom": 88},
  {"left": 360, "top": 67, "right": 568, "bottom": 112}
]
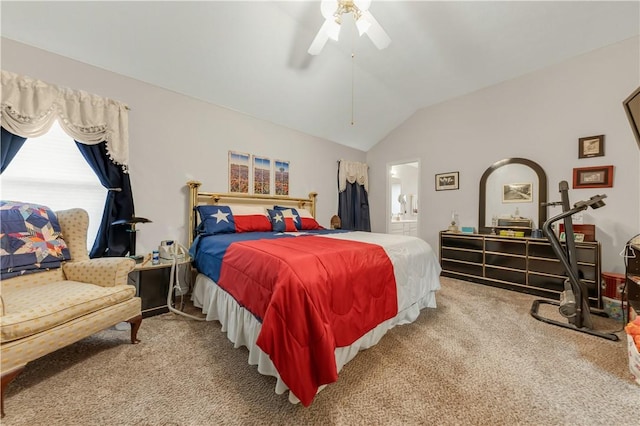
[
  {"left": 273, "top": 206, "right": 302, "bottom": 230},
  {"left": 196, "top": 205, "right": 236, "bottom": 235},
  {"left": 267, "top": 209, "right": 297, "bottom": 232}
]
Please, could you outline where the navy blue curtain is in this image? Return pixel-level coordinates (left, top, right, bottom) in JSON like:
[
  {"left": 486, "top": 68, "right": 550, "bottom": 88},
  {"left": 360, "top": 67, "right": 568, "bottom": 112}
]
[
  {"left": 1, "top": 127, "right": 27, "bottom": 173},
  {"left": 338, "top": 181, "right": 371, "bottom": 232},
  {"left": 75, "top": 141, "right": 135, "bottom": 258}
]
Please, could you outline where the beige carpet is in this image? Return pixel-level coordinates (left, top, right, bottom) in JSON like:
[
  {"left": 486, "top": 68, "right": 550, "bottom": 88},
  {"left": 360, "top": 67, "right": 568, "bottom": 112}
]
[{"left": 3, "top": 277, "right": 639, "bottom": 425}]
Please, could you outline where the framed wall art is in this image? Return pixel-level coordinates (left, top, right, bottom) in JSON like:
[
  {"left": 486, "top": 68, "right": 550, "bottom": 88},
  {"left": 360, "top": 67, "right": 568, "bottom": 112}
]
[
  {"left": 502, "top": 183, "right": 533, "bottom": 203},
  {"left": 228, "top": 151, "right": 250, "bottom": 193},
  {"left": 572, "top": 165, "right": 614, "bottom": 189},
  {"left": 274, "top": 159, "right": 290, "bottom": 196},
  {"left": 578, "top": 135, "right": 604, "bottom": 158},
  {"left": 253, "top": 155, "right": 271, "bottom": 195},
  {"left": 435, "top": 171, "right": 459, "bottom": 191}
]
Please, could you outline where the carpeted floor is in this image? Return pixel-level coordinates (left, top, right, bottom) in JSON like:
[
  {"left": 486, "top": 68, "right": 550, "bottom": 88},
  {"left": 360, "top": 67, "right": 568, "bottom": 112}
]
[{"left": 3, "top": 277, "right": 639, "bottom": 425}]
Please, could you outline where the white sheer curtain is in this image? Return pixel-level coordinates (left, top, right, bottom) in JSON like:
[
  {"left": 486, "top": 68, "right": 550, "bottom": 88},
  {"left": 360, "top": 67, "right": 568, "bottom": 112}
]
[
  {"left": 338, "top": 159, "right": 369, "bottom": 193},
  {"left": 0, "top": 70, "right": 130, "bottom": 170}
]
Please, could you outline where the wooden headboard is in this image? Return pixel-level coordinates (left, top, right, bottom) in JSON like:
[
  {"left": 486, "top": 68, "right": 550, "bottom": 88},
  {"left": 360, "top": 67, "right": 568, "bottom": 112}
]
[{"left": 186, "top": 180, "right": 318, "bottom": 247}]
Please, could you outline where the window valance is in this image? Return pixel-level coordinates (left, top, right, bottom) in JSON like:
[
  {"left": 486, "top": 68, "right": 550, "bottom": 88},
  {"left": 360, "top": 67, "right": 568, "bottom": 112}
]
[
  {"left": 1, "top": 70, "right": 129, "bottom": 170},
  {"left": 338, "top": 159, "right": 369, "bottom": 193}
]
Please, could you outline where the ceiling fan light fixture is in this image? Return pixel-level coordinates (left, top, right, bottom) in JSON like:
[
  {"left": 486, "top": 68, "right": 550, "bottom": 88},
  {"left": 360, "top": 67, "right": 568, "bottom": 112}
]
[
  {"left": 309, "top": 0, "right": 389, "bottom": 55},
  {"left": 353, "top": 0, "right": 371, "bottom": 12}
]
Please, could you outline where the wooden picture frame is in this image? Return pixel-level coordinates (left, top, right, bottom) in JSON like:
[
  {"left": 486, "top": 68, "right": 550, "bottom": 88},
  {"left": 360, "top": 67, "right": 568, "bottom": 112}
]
[
  {"left": 435, "top": 172, "right": 459, "bottom": 191},
  {"left": 572, "top": 165, "right": 614, "bottom": 189},
  {"left": 502, "top": 183, "right": 533, "bottom": 203},
  {"left": 578, "top": 135, "right": 604, "bottom": 158}
]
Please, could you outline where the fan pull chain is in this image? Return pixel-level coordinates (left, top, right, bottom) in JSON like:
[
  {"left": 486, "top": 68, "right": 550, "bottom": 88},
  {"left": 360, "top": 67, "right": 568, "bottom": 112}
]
[{"left": 351, "top": 51, "right": 355, "bottom": 126}]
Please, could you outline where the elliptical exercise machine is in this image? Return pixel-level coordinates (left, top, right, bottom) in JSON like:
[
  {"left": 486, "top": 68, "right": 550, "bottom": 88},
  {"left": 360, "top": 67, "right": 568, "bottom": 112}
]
[{"left": 530, "top": 180, "right": 618, "bottom": 341}]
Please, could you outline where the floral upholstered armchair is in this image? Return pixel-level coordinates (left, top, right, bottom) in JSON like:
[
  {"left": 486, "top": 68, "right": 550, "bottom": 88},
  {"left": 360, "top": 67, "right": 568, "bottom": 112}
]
[{"left": 0, "top": 203, "right": 142, "bottom": 417}]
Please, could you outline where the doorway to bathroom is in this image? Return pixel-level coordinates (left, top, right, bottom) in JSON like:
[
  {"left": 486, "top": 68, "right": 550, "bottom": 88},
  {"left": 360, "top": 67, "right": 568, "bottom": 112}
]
[{"left": 387, "top": 160, "right": 419, "bottom": 236}]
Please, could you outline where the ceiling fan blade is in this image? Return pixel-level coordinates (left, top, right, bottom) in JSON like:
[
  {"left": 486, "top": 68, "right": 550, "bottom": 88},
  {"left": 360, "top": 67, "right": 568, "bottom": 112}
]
[
  {"left": 307, "top": 21, "right": 329, "bottom": 56},
  {"left": 308, "top": 18, "right": 340, "bottom": 55},
  {"left": 308, "top": 29, "right": 329, "bottom": 55},
  {"left": 361, "top": 11, "right": 391, "bottom": 50}
]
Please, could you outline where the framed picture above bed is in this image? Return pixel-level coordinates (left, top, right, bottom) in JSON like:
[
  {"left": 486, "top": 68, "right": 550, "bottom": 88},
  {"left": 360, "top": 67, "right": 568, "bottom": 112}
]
[
  {"left": 274, "top": 159, "right": 290, "bottom": 196},
  {"left": 253, "top": 155, "right": 271, "bottom": 195},
  {"left": 228, "top": 151, "right": 250, "bottom": 193}
]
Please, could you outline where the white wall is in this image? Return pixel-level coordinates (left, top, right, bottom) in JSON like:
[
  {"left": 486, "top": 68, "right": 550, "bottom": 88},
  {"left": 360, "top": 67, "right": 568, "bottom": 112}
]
[
  {"left": 1, "top": 38, "right": 365, "bottom": 254},
  {"left": 367, "top": 36, "right": 640, "bottom": 273}
]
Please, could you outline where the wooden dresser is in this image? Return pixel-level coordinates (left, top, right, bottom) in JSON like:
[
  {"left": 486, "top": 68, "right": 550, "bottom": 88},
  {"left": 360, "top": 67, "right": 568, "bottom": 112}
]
[{"left": 440, "top": 231, "right": 602, "bottom": 308}]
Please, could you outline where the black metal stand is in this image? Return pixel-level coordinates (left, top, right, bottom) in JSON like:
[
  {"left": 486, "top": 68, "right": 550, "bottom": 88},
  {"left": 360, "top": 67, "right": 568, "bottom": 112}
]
[
  {"left": 530, "top": 181, "right": 618, "bottom": 341},
  {"left": 111, "top": 216, "right": 151, "bottom": 262}
]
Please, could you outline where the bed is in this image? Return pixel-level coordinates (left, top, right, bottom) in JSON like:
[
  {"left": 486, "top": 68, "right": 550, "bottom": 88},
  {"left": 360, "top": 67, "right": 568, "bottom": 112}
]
[{"left": 186, "top": 181, "right": 442, "bottom": 406}]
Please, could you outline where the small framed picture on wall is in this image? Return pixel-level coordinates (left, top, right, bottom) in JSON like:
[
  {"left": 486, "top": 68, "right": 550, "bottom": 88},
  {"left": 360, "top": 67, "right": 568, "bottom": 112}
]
[
  {"left": 572, "top": 165, "right": 614, "bottom": 189},
  {"left": 578, "top": 135, "right": 604, "bottom": 158},
  {"left": 435, "top": 171, "right": 459, "bottom": 191},
  {"left": 502, "top": 183, "right": 533, "bottom": 203}
]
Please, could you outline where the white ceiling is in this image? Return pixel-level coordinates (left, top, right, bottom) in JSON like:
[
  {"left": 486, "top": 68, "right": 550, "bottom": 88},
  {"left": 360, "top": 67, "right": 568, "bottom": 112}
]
[{"left": 1, "top": 1, "right": 639, "bottom": 152}]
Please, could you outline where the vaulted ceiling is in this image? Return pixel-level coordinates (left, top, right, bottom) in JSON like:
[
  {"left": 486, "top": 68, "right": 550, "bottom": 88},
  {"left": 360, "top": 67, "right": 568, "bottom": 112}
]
[{"left": 2, "top": 1, "right": 638, "bottom": 151}]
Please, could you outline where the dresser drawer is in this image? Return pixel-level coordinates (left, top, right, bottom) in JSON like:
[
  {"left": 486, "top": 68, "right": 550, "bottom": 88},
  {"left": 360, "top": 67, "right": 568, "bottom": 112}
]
[
  {"left": 485, "top": 238, "right": 526, "bottom": 255},
  {"left": 441, "top": 248, "right": 483, "bottom": 264},
  {"left": 441, "top": 259, "right": 483, "bottom": 276},
  {"left": 441, "top": 234, "right": 483, "bottom": 251}
]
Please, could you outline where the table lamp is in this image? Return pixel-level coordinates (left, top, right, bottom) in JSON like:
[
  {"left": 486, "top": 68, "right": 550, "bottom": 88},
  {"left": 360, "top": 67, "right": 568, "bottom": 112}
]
[{"left": 111, "top": 216, "right": 151, "bottom": 262}]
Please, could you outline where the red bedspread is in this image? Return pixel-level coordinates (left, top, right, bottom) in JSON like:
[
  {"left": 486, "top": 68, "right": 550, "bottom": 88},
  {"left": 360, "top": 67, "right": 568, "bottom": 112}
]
[{"left": 218, "top": 235, "right": 397, "bottom": 406}]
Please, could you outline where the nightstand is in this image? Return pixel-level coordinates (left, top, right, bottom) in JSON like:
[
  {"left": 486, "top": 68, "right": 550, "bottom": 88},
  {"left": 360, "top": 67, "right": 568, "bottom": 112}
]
[{"left": 128, "top": 256, "right": 192, "bottom": 318}]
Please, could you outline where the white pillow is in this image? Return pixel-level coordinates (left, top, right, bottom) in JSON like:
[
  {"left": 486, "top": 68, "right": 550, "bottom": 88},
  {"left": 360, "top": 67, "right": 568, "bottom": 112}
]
[
  {"left": 227, "top": 204, "right": 268, "bottom": 217},
  {"left": 297, "top": 208, "right": 314, "bottom": 219}
]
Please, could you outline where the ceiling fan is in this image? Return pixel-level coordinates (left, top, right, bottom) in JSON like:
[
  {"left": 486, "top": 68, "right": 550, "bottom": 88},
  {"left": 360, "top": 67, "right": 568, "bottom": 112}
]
[{"left": 308, "top": 0, "right": 391, "bottom": 55}]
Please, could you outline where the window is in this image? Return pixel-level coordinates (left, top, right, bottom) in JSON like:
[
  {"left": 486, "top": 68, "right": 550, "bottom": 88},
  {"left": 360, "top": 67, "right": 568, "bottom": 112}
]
[{"left": 1, "top": 121, "right": 107, "bottom": 249}]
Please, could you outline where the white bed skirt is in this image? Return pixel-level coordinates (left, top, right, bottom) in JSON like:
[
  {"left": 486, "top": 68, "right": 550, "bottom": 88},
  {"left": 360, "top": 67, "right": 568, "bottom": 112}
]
[{"left": 192, "top": 273, "right": 438, "bottom": 404}]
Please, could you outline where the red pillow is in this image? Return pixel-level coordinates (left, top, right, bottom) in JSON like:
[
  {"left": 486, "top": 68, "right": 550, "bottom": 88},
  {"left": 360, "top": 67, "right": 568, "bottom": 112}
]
[
  {"left": 235, "top": 215, "right": 272, "bottom": 233},
  {"left": 300, "top": 217, "right": 324, "bottom": 230}
]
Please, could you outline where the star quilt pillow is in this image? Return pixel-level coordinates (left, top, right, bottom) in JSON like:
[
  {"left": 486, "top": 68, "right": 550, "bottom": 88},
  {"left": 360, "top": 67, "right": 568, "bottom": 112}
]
[
  {"left": 0, "top": 200, "right": 71, "bottom": 279},
  {"left": 267, "top": 209, "right": 297, "bottom": 232},
  {"left": 273, "top": 206, "right": 302, "bottom": 230},
  {"left": 274, "top": 206, "right": 323, "bottom": 230},
  {"left": 197, "top": 205, "right": 236, "bottom": 235}
]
